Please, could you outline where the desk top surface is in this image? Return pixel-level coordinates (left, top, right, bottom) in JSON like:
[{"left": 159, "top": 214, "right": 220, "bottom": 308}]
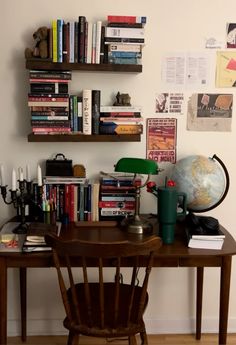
[{"left": 1, "top": 217, "right": 236, "bottom": 259}]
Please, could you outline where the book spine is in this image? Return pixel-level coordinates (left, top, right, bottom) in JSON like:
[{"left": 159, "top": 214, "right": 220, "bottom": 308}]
[
  {"left": 92, "top": 90, "right": 101, "bottom": 134},
  {"left": 91, "top": 23, "right": 97, "bottom": 63},
  {"left": 107, "top": 22, "right": 143, "bottom": 28},
  {"left": 82, "top": 89, "right": 92, "bottom": 135},
  {"left": 79, "top": 16, "right": 86, "bottom": 63},
  {"left": 69, "top": 21, "right": 75, "bottom": 63},
  {"left": 52, "top": 20, "right": 58, "bottom": 62},
  {"left": 100, "top": 106, "right": 142, "bottom": 112},
  {"left": 31, "top": 116, "right": 69, "bottom": 120},
  {"left": 29, "top": 71, "right": 71, "bottom": 79},
  {"left": 62, "top": 22, "right": 69, "bottom": 63},
  {"left": 77, "top": 96, "right": 83, "bottom": 132},
  {"left": 86, "top": 22, "right": 93, "bottom": 64},
  {"left": 99, "top": 201, "right": 135, "bottom": 208},
  {"left": 100, "top": 112, "right": 141, "bottom": 117},
  {"left": 31, "top": 120, "right": 70, "bottom": 127},
  {"left": 95, "top": 21, "right": 102, "bottom": 64},
  {"left": 30, "top": 83, "right": 68, "bottom": 94},
  {"left": 108, "top": 51, "right": 141, "bottom": 58},
  {"left": 28, "top": 96, "right": 69, "bottom": 102},
  {"left": 100, "top": 209, "right": 134, "bottom": 216},
  {"left": 107, "top": 15, "right": 147, "bottom": 24},
  {"left": 100, "top": 25, "right": 105, "bottom": 64},
  {"left": 100, "top": 120, "right": 142, "bottom": 125},
  {"left": 108, "top": 43, "right": 142, "bottom": 52},
  {"left": 99, "top": 124, "right": 143, "bottom": 134},
  {"left": 57, "top": 19, "right": 63, "bottom": 63},
  {"left": 73, "top": 95, "right": 78, "bottom": 131},
  {"left": 74, "top": 21, "right": 79, "bottom": 63},
  {"left": 29, "top": 78, "right": 70, "bottom": 83},
  {"left": 28, "top": 101, "right": 69, "bottom": 107},
  {"left": 108, "top": 57, "right": 139, "bottom": 64},
  {"left": 32, "top": 127, "right": 71, "bottom": 132},
  {"left": 105, "top": 27, "right": 145, "bottom": 39}
]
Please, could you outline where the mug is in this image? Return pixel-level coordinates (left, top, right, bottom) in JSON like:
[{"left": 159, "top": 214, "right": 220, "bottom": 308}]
[{"left": 158, "top": 186, "right": 187, "bottom": 244}]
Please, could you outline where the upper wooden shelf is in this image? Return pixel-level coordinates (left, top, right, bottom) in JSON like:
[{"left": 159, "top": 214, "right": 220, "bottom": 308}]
[
  {"left": 25, "top": 59, "right": 142, "bottom": 73},
  {"left": 27, "top": 133, "right": 141, "bottom": 142}
]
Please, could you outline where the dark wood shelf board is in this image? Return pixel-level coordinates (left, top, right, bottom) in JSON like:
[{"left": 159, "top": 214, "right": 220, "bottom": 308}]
[
  {"left": 27, "top": 133, "right": 141, "bottom": 142},
  {"left": 25, "top": 59, "right": 142, "bottom": 73}
]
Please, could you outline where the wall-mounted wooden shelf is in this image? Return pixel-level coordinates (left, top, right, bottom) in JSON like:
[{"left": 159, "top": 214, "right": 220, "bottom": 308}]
[
  {"left": 27, "top": 133, "right": 141, "bottom": 142},
  {"left": 25, "top": 59, "right": 142, "bottom": 73}
]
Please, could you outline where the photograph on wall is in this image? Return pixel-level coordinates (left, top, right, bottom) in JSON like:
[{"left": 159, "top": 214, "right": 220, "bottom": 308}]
[
  {"left": 216, "top": 51, "right": 236, "bottom": 87},
  {"left": 226, "top": 23, "right": 236, "bottom": 48},
  {"left": 187, "top": 93, "right": 233, "bottom": 131},
  {"left": 155, "top": 92, "right": 184, "bottom": 114},
  {"left": 146, "top": 118, "right": 177, "bottom": 163}
]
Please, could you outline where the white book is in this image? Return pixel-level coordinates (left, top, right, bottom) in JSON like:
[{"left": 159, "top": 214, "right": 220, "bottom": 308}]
[
  {"left": 69, "top": 21, "right": 75, "bottom": 63},
  {"left": 95, "top": 21, "right": 102, "bottom": 64},
  {"left": 82, "top": 89, "right": 92, "bottom": 134},
  {"left": 108, "top": 44, "right": 142, "bottom": 52},
  {"left": 188, "top": 238, "right": 224, "bottom": 250},
  {"left": 86, "top": 22, "right": 93, "bottom": 64},
  {"left": 100, "top": 105, "right": 142, "bottom": 113},
  {"left": 105, "top": 27, "right": 145, "bottom": 39},
  {"left": 92, "top": 23, "right": 97, "bottom": 63}
]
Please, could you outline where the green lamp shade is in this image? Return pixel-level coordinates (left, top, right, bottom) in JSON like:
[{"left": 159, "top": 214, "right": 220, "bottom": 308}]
[{"left": 115, "top": 157, "right": 158, "bottom": 175}]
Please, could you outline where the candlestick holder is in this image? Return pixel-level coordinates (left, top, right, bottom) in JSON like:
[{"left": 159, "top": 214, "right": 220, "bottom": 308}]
[{"left": 0, "top": 180, "right": 43, "bottom": 234}]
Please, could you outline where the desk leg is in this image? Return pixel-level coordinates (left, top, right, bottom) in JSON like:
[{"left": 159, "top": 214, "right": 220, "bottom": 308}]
[
  {"left": 196, "top": 267, "right": 204, "bottom": 340},
  {"left": 20, "top": 268, "right": 27, "bottom": 342},
  {"left": 219, "top": 256, "right": 232, "bottom": 345},
  {"left": 0, "top": 257, "right": 7, "bottom": 345}
]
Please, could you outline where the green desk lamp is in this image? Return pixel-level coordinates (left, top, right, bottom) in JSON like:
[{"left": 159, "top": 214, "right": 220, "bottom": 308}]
[{"left": 115, "top": 157, "right": 160, "bottom": 234}]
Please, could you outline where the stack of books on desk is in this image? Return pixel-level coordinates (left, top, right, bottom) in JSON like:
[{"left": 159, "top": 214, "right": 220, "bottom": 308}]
[{"left": 185, "top": 215, "right": 225, "bottom": 250}]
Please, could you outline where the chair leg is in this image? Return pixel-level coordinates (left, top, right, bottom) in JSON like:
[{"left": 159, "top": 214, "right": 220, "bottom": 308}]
[
  {"left": 67, "top": 331, "right": 79, "bottom": 345},
  {"left": 140, "top": 330, "right": 148, "bottom": 344},
  {"left": 129, "top": 335, "right": 137, "bottom": 345}
]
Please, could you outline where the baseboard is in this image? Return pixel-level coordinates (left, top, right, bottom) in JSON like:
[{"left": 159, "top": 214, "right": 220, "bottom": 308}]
[{"left": 6, "top": 317, "right": 236, "bottom": 337}]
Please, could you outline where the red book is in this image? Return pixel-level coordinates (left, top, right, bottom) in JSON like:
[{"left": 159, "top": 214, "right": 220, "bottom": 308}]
[{"left": 107, "top": 15, "right": 146, "bottom": 24}]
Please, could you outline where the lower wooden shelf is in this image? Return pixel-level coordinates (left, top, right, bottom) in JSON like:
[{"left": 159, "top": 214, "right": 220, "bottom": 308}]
[{"left": 27, "top": 133, "right": 141, "bottom": 142}]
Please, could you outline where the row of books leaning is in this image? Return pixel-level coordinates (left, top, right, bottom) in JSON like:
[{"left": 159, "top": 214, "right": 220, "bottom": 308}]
[
  {"left": 28, "top": 70, "right": 143, "bottom": 135},
  {"left": 41, "top": 173, "right": 140, "bottom": 223},
  {"left": 49, "top": 15, "right": 146, "bottom": 65}
]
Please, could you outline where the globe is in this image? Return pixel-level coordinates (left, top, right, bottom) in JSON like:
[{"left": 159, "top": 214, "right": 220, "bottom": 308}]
[{"left": 170, "top": 154, "right": 229, "bottom": 212}]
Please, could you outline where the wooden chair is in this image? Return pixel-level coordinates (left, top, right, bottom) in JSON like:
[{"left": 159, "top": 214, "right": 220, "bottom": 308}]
[{"left": 45, "top": 233, "right": 162, "bottom": 345}]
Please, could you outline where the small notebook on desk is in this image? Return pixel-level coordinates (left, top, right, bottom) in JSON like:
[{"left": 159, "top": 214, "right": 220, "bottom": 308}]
[{"left": 22, "top": 222, "right": 61, "bottom": 253}]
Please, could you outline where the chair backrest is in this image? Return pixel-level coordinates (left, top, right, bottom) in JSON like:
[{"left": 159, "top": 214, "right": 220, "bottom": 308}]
[{"left": 45, "top": 233, "right": 161, "bottom": 334}]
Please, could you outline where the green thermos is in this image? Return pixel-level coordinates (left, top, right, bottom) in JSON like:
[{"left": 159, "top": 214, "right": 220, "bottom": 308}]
[{"left": 158, "top": 186, "right": 187, "bottom": 244}]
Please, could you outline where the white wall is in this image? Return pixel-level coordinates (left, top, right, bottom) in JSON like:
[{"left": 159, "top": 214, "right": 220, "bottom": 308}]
[{"left": 1, "top": 0, "right": 236, "bottom": 336}]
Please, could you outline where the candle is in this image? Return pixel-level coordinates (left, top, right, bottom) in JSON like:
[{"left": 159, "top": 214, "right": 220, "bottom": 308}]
[
  {"left": 37, "top": 165, "right": 42, "bottom": 186},
  {"left": 18, "top": 167, "right": 24, "bottom": 181},
  {"left": 11, "top": 169, "right": 16, "bottom": 191},
  {"left": 26, "top": 164, "right": 31, "bottom": 182},
  {"left": 0, "top": 164, "right": 5, "bottom": 186}
]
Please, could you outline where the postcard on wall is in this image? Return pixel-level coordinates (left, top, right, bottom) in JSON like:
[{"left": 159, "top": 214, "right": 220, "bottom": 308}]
[
  {"left": 155, "top": 92, "right": 184, "bottom": 114},
  {"left": 216, "top": 51, "right": 236, "bottom": 87},
  {"left": 226, "top": 23, "right": 236, "bottom": 48},
  {"left": 161, "top": 53, "right": 209, "bottom": 88},
  {"left": 146, "top": 118, "right": 177, "bottom": 163},
  {"left": 187, "top": 93, "right": 232, "bottom": 131}
]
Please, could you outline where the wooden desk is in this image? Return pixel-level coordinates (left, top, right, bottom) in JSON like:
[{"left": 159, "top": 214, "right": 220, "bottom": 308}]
[{"left": 0, "top": 220, "right": 236, "bottom": 345}]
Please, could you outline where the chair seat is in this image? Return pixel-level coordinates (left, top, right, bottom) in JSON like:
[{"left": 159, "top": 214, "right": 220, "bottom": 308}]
[{"left": 63, "top": 282, "right": 148, "bottom": 338}]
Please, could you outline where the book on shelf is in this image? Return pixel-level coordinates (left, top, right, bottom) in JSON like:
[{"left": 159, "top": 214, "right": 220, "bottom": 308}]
[
  {"left": 62, "top": 21, "right": 69, "bottom": 63},
  {"left": 82, "top": 89, "right": 92, "bottom": 134},
  {"left": 28, "top": 101, "right": 69, "bottom": 107},
  {"left": 100, "top": 105, "right": 142, "bottom": 113},
  {"left": 105, "top": 27, "right": 145, "bottom": 39},
  {"left": 57, "top": 19, "right": 64, "bottom": 63},
  {"left": 105, "top": 37, "right": 145, "bottom": 44},
  {"left": 92, "top": 90, "right": 101, "bottom": 134},
  {"left": 29, "top": 70, "right": 72, "bottom": 80},
  {"left": 79, "top": 16, "right": 86, "bottom": 63},
  {"left": 52, "top": 19, "right": 58, "bottom": 62},
  {"left": 32, "top": 127, "right": 71, "bottom": 133},
  {"left": 69, "top": 21, "right": 75, "bottom": 63},
  {"left": 99, "top": 123, "right": 143, "bottom": 134},
  {"left": 30, "top": 82, "right": 69, "bottom": 94},
  {"left": 43, "top": 176, "right": 87, "bottom": 184},
  {"left": 107, "top": 23, "right": 144, "bottom": 28},
  {"left": 95, "top": 20, "right": 102, "bottom": 64},
  {"left": 107, "top": 15, "right": 147, "bottom": 24},
  {"left": 108, "top": 43, "right": 143, "bottom": 52},
  {"left": 31, "top": 116, "right": 69, "bottom": 121}
]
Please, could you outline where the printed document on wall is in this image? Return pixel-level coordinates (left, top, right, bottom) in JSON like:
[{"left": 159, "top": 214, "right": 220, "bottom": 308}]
[{"left": 161, "top": 52, "right": 209, "bottom": 88}]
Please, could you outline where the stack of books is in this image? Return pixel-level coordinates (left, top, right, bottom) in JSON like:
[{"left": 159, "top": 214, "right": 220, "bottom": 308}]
[
  {"left": 185, "top": 215, "right": 225, "bottom": 250},
  {"left": 105, "top": 15, "right": 146, "bottom": 65},
  {"left": 99, "top": 105, "right": 143, "bottom": 134},
  {"left": 99, "top": 172, "right": 141, "bottom": 221},
  {"left": 28, "top": 70, "right": 72, "bottom": 135}
]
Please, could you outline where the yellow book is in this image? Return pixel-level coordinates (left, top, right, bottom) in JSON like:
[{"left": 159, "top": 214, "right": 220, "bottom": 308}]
[{"left": 52, "top": 20, "right": 58, "bottom": 62}]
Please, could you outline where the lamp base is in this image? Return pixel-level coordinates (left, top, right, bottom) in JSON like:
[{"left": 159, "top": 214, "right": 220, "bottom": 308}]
[{"left": 121, "top": 215, "right": 153, "bottom": 235}]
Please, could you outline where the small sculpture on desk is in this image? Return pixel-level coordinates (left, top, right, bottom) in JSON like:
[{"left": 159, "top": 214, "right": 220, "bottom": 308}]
[{"left": 113, "top": 92, "right": 131, "bottom": 106}]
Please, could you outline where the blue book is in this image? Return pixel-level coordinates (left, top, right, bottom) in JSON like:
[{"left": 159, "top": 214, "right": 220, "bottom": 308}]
[{"left": 57, "top": 19, "right": 64, "bottom": 63}]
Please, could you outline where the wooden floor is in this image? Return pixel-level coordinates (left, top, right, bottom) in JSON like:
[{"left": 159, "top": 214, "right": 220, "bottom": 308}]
[{"left": 7, "top": 334, "right": 236, "bottom": 345}]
